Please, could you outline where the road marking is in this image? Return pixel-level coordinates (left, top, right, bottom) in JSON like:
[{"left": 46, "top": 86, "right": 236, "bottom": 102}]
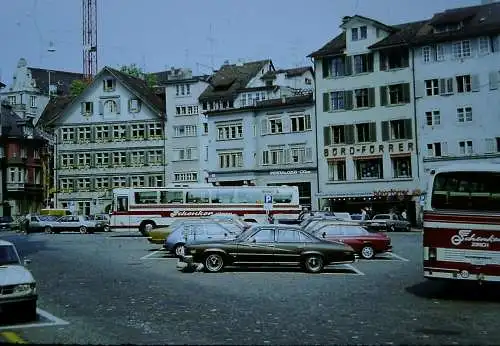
[
  {"left": 140, "top": 250, "right": 169, "bottom": 260},
  {"left": 384, "top": 252, "right": 410, "bottom": 262},
  {"left": 0, "top": 308, "right": 69, "bottom": 331},
  {"left": 107, "top": 236, "right": 145, "bottom": 240},
  {"left": 343, "top": 264, "right": 365, "bottom": 276},
  {"left": 0, "top": 331, "right": 27, "bottom": 344}
]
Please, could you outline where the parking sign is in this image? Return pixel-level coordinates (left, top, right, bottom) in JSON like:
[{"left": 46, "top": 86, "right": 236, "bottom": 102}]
[{"left": 264, "top": 194, "right": 273, "bottom": 211}]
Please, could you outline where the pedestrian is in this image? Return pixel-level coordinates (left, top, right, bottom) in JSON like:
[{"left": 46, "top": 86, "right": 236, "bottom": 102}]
[
  {"left": 402, "top": 209, "right": 407, "bottom": 220},
  {"left": 361, "top": 208, "right": 367, "bottom": 220},
  {"left": 267, "top": 212, "right": 275, "bottom": 224}
]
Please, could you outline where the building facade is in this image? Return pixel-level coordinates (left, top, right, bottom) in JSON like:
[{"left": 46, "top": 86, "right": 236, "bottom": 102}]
[
  {"left": 47, "top": 67, "right": 166, "bottom": 215},
  {"left": 310, "top": 15, "right": 422, "bottom": 223},
  {"left": 0, "top": 58, "right": 83, "bottom": 125},
  {"left": 412, "top": 2, "right": 500, "bottom": 190},
  {"left": 157, "top": 68, "right": 210, "bottom": 185}
]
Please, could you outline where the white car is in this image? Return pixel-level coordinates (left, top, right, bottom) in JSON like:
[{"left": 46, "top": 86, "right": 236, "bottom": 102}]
[{"left": 0, "top": 240, "right": 37, "bottom": 321}]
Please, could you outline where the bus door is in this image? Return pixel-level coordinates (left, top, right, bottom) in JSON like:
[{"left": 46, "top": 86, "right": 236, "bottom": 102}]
[{"left": 113, "top": 194, "right": 130, "bottom": 229}]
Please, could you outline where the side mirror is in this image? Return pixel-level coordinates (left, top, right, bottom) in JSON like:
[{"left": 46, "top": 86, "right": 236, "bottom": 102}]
[
  {"left": 23, "top": 258, "right": 31, "bottom": 266},
  {"left": 250, "top": 238, "right": 256, "bottom": 243},
  {"left": 224, "top": 233, "right": 228, "bottom": 237},
  {"left": 322, "top": 232, "right": 326, "bottom": 238}
]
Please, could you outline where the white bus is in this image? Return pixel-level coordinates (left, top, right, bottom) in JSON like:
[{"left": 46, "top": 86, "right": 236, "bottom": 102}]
[{"left": 110, "top": 185, "right": 301, "bottom": 235}]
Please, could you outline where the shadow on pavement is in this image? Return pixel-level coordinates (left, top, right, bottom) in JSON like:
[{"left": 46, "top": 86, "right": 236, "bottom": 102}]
[
  {"left": 0, "top": 234, "right": 48, "bottom": 258},
  {"left": 406, "top": 280, "right": 500, "bottom": 302},
  {"left": 217, "top": 266, "right": 358, "bottom": 274}
]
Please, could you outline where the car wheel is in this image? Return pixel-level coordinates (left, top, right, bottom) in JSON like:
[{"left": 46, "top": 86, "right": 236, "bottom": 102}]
[
  {"left": 139, "top": 221, "right": 155, "bottom": 237},
  {"left": 174, "top": 244, "right": 185, "bottom": 258},
  {"left": 405, "top": 225, "right": 411, "bottom": 232},
  {"left": 361, "top": 245, "right": 375, "bottom": 259},
  {"left": 204, "top": 253, "right": 224, "bottom": 273},
  {"left": 79, "top": 226, "right": 88, "bottom": 234},
  {"left": 303, "top": 255, "right": 324, "bottom": 273},
  {"left": 389, "top": 224, "right": 396, "bottom": 232},
  {"left": 44, "top": 226, "right": 52, "bottom": 234},
  {"left": 104, "top": 225, "right": 110, "bottom": 232}
]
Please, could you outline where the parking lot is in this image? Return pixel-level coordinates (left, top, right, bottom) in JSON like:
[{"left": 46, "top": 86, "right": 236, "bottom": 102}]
[{"left": 1, "top": 229, "right": 499, "bottom": 345}]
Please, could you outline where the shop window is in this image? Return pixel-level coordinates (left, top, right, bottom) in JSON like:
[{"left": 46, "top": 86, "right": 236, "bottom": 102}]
[
  {"left": 355, "top": 158, "right": 383, "bottom": 180},
  {"left": 392, "top": 156, "right": 412, "bottom": 178}
]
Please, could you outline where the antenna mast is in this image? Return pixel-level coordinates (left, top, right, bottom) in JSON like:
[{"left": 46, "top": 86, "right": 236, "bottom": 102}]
[{"left": 82, "top": 0, "right": 98, "bottom": 80}]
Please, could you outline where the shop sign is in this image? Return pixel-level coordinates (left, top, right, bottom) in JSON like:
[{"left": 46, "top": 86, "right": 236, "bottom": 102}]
[
  {"left": 331, "top": 141, "right": 414, "bottom": 157},
  {"left": 270, "top": 170, "right": 312, "bottom": 176},
  {"left": 372, "top": 189, "right": 409, "bottom": 198}
]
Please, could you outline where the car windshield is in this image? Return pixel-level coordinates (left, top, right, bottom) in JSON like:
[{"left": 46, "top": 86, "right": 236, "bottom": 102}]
[
  {"left": 40, "top": 215, "right": 58, "bottom": 221},
  {"left": 0, "top": 245, "right": 21, "bottom": 265}
]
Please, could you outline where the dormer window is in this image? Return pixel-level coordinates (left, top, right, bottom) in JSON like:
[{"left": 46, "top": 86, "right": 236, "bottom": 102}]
[
  {"left": 433, "top": 23, "right": 462, "bottom": 34},
  {"left": 351, "top": 28, "right": 359, "bottom": 41},
  {"left": 351, "top": 26, "right": 367, "bottom": 41},
  {"left": 103, "top": 78, "right": 115, "bottom": 92}
]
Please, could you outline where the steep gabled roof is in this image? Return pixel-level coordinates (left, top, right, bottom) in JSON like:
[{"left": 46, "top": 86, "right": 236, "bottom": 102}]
[
  {"left": 199, "top": 60, "right": 271, "bottom": 101},
  {"left": 1, "top": 103, "right": 44, "bottom": 140},
  {"left": 39, "top": 96, "right": 74, "bottom": 127},
  {"left": 369, "top": 20, "right": 428, "bottom": 50},
  {"left": 308, "top": 32, "right": 346, "bottom": 58},
  {"left": 261, "top": 66, "right": 313, "bottom": 80},
  {"left": 29, "top": 67, "right": 84, "bottom": 96}
]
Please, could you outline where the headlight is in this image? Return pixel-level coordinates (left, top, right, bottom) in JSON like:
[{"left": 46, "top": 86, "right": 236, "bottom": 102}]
[
  {"left": 14, "top": 283, "right": 36, "bottom": 294},
  {"left": 188, "top": 248, "right": 195, "bottom": 254}
]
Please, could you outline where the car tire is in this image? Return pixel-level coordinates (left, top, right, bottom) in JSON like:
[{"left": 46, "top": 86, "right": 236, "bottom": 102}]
[
  {"left": 79, "top": 226, "right": 88, "bottom": 234},
  {"left": 389, "top": 224, "right": 396, "bottom": 232},
  {"left": 173, "top": 244, "right": 185, "bottom": 258},
  {"left": 405, "top": 225, "right": 411, "bottom": 232},
  {"left": 104, "top": 225, "right": 110, "bottom": 232},
  {"left": 44, "top": 226, "right": 52, "bottom": 234},
  {"left": 303, "top": 255, "right": 324, "bottom": 273},
  {"left": 204, "top": 253, "right": 224, "bottom": 273},
  {"left": 361, "top": 245, "right": 375, "bottom": 259},
  {"left": 139, "top": 221, "right": 155, "bottom": 237}
]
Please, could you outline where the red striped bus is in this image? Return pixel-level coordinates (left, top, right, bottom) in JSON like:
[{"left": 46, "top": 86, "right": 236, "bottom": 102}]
[
  {"left": 110, "top": 185, "right": 302, "bottom": 235},
  {"left": 423, "top": 164, "right": 500, "bottom": 283}
]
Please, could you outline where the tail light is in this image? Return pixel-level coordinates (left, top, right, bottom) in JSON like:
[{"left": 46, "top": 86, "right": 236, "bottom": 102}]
[{"left": 428, "top": 247, "right": 437, "bottom": 260}]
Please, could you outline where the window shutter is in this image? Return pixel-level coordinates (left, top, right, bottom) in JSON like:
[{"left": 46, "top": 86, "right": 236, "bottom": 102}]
[
  {"left": 116, "top": 99, "right": 121, "bottom": 114},
  {"left": 380, "top": 86, "right": 387, "bottom": 106},
  {"left": 344, "top": 90, "right": 353, "bottom": 110},
  {"left": 414, "top": 81, "right": 425, "bottom": 98},
  {"left": 99, "top": 100, "right": 104, "bottom": 115},
  {"left": 323, "top": 92, "right": 330, "bottom": 112},
  {"left": 128, "top": 99, "right": 132, "bottom": 112},
  {"left": 284, "top": 149, "right": 291, "bottom": 164},
  {"left": 305, "top": 147, "right": 313, "bottom": 162},
  {"left": 402, "top": 83, "right": 411, "bottom": 103},
  {"left": 344, "top": 56, "right": 352, "bottom": 76},
  {"left": 323, "top": 127, "right": 332, "bottom": 146},
  {"left": 489, "top": 71, "right": 499, "bottom": 90},
  {"left": 401, "top": 49, "right": 410, "bottom": 68},
  {"left": 282, "top": 119, "right": 290, "bottom": 133},
  {"left": 441, "top": 142, "right": 448, "bottom": 156},
  {"left": 80, "top": 102, "right": 85, "bottom": 114},
  {"left": 381, "top": 121, "right": 389, "bottom": 141},
  {"left": 345, "top": 125, "right": 355, "bottom": 144},
  {"left": 261, "top": 150, "right": 268, "bottom": 165},
  {"left": 367, "top": 53, "right": 374, "bottom": 72},
  {"left": 404, "top": 119, "right": 413, "bottom": 139},
  {"left": 369, "top": 122, "right": 377, "bottom": 142},
  {"left": 379, "top": 51, "right": 387, "bottom": 71},
  {"left": 368, "top": 88, "right": 375, "bottom": 107},
  {"left": 471, "top": 74, "right": 480, "bottom": 92},
  {"left": 446, "top": 78, "right": 454, "bottom": 94},
  {"left": 492, "top": 36, "right": 499, "bottom": 52},
  {"left": 439, "top": 79, "right": 447, "bottom": 95},
  {"left": 260, "top": 119, "right": 268, "bottom": 135},
  {"left": 90, "top": 102, "right": 94, "bottom": 114},
  {"left": 322, "top": 58, "right": 330, "bottom": 78}
]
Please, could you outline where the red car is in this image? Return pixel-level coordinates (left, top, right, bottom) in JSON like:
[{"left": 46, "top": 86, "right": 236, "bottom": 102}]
[{"left": 308, "top": 223, "right": 392, "bottom": 259}]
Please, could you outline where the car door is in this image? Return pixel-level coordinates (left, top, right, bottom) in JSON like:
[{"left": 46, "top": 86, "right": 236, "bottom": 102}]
[
  {"left": 274, "top": 229, "right": 305, "bottom": 264},
  {"left": 66, "top": 215, "right": 82, "bottom": 232},
  {"left": 53, "top": 216, "right": 69, "bottom": 232},
  {"left": 30, "top": 216, "right": 42, "bottom": 232},
  {"left": 235, "top": 228, "right": 276, "bottom": 263}
]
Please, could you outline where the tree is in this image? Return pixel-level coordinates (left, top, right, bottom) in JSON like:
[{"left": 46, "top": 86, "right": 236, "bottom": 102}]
[
  {"left": 69, "top": 79, "right": 90, "bottom": 97},
  {"left": 118, "top": 63, "right": 157, "bottom": 88}
]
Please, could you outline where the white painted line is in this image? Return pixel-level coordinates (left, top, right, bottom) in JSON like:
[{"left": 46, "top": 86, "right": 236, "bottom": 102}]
[
  {"left": 140, "top": 250, "right": 164, "bottom": 260},
  {"left": 385, "top": 252, "right": 410, "bottom": 262},
  {"left": 343, "top": 264, "right": 365, "bottom": 276},
  {"left": 0, "top": 308, "right": 69, "bottom": 331},
  {"left": 106, "top": 236, "right": 145, "bottom": 240}
]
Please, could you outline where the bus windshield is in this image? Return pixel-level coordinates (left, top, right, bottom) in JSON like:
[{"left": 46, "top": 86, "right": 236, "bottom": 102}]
[{"left": 431, "top": 171, "right": 500, "bottom": 212}]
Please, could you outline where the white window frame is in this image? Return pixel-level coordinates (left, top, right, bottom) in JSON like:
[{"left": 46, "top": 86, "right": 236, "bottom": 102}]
[
  {"left": 130, "top": 151, "right": 145, "bottom": 166},
  {"left": 425, "top": 79, "right": 439, "bottom": 96},
  {"left": 268, "top": 118, "right": 283, "bottom": 134},
  {"left": 174, "top": 172, "right": 198, "bottom": 182},
  {"left": 30, "top": 95, "right": 37, "bottom": 108},
  {"left": 218, "top": 152, "right": 243, "bottom": 168},
  {"left": 77, "top": 153, "right": 91, "bottom": 167},
  {"left": 327, "top": 160, "right": 347, "bottom": 181},
  {"left": 95, "top": 125, "right": 109, "bottom": 142},
  {"left": 95, "top": 177, "right": 109, "bottom": 190},
  {"left": 148, "top": 123, "right": 162, "bottom": 138},
  {"left": 61, "top": 128, "right": 75, "bottom": 143},
  {"left": 457, "top": 106, "right": 473, "bottom": 123},
  {"left": 61, "top": 154, "right": 74, "bottom": 168},
  {"left": 452, "top": 40, "right": 471, "bottom": 59},
  {"left": 435, "top": 44, "right": 445, "bottom": 61},
  {"left": 112, "top": 177, "right": 127, "bottom": 188},
  {"left": 148, "top": 150, "right": 163, "bottom": 165},
  {"left": 458, "top": 140, "right": 473, "bottom": 155},
  {"left": 112, "top": 152, "right": 127, "bottom": 166},
  {"left": 425, "top": 110, "right": 441, "bottom": 126},
  {"left": 95, "top": 152, "right": 109, "bottom": 167},
  {"left": 290, "top": 114, "right": 311, "bottom": 132},
  {"left": 77, "top": 127, "right": 91, "bottom": 143},
  {"left": 422, "top": 46, "right": 432, "bottom": 63},
  {"left": 478, "top": 36, "right": 490, "bottom": 55},
  {"left": 131, "top": 124, "right": 146, "bottom": 140},
  {"left": 216, "top": 123, "right": 243, "bottom": 140},
  {"left": 130, "top": 176, "right": 145, "bottom": 187},
  {"left": 113, "top": 125, "right": 127, "bottom": 140}
]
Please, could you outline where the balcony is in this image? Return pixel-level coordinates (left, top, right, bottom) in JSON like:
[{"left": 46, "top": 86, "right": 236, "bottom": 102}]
[{"left": 6, "top": 183, "right": 25, "bottom": 191}]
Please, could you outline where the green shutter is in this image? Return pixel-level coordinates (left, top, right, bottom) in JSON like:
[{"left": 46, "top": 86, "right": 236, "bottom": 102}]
[
  {"left": 401, "top": 49, "right": 410, "bottom": 68},
  {"left": 344, "top": 90, "right": 353, "bottom": 110},
  {"left": 344, "top": 56, "right": 352, "bottom": 76},
  {"left": 367, "top": 53, "right": 374, "bottom": 72},
  {"left": 402, "top": 83, "right": 410, "bottom": 103},
  {"left": 323, "top": 126, "right": 332, "bottom": 146},
  {"left": 381, "top": 121, "right": 389, "bottom": 141},
  {"left": 368, "top": 88, "right": 375, "bottom": 107},
  {"left": 379, "top": 51, "right": 386, "bottom": 71},
  {"left": 322, "top": 59, "right": 330, "bottom": 78},
  {"left": 323, "top": 92, "right": 331, "bottom": 112},
  {"left": 380, "top": 86, "right": 387, "bottom": 106},
  {"left": 404, "top": 119, "right": 413, "bottom": 139},
  {"left": 369, "top": 122, "right": 377, "bottom": 142},
  {"left": 344, "top": 125, "right": 355, "bottom": 144}
]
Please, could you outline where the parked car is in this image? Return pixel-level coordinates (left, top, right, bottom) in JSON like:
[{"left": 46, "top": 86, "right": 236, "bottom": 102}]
[
  {"left": 278, "top": 210, "right": 338, "bottom": 225},
  {"left": 88, "top": 214, "right": 110, "bottom": 232},
  {"left": 180, "top": 224, "right": 356, "bottom": 273},
  {"left": 0, "top": 216, "right": 13, "bottom": 231},
  {"left": 26, "top": 215, "right": 60, "bottom": 233},
  {"left": 0, "top": 240, "right": 37, "bottom": 321},
  {"left": 307, "top": 223, "right": 392, "bottom": 259},
  {"left": 300, "top": 217, "right": 356, "bottom": 233},
  {"left": 364, "top": 213, "right": 411, "bottom": 232},
  {"left": 44, "top": 215, "right": 98, "bottom": 234},
  {"left": 165, "top": 221, "right": 243, "bottom": 257}
]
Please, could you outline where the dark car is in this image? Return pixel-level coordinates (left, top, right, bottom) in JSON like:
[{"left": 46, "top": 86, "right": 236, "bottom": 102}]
[
  {"left": 0, "top": 216, "right": 13, "bottom": 231},
  {"left": 308, "top": 223, "right": 392, "bottom": 259},
  {"left": 180, "top": 224, "right": 356, "bottom": 273}
]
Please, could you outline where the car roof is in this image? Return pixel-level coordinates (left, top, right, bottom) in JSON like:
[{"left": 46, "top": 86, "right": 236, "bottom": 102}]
[
  {"left": 0, "top": 240, "right": 14, "bottom": 246},
  {"left": 255, "top": 224, "right": 302, "bottom": 230}
]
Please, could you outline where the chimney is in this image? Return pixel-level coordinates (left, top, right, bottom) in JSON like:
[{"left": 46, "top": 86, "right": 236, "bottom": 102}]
[
  {"left": 223, "top": 60, "right": 230, "bottom": 66},
  {"left": 236, "top": 59, "right": 244, "bottom": 66}
]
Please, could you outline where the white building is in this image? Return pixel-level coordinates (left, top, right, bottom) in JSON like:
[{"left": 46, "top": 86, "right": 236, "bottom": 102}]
[
  {"left": 201, "top": 60, "right": 318, "bottom": 208},
  {"left": 412, "top": 2, "right": 500, "bottom": 190},
  {"left": 309, "top": 15, "right": 422, "bottom": 222},
  {"left": 0, "top": 58, "right": 83, "bottom": 125},
  {"left": 45, "top": 67, "right": 166, "bottom": 215},
  {"left": 156, "top": 68, "right": 210, "bottom": 184}
]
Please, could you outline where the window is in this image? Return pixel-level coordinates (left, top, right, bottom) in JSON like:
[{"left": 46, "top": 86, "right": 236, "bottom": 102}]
[
  {"left": 160, "top": 190, "right": 184, "bottom": 203},
  {"left": 130, "top": 151, "right": 145, "bottom": 165},
  {"left": 8, "top": 95, "right": 16, "bottom": 105},
  {"left": 422, "top": 46, "right": 431, "bottom": 63},
  {"left": 30, "top": 96, "right": 37, "bottom": 108},
  {"left": 360, "top": 26, "right": 367, "bottom": 39},
  {"left": 95, "top": 153, "right": 109, "bottom": 167},
  {"left": 425, "top": 79, "right": 439, "bottom": 96},
  {"left": 355, "top": 123, "right": 376, "bottom": 143},
  {"left": 174, "top": 125, "right": 197, "bottom": 137},
  {"left": 130, "top": 176, "right": 145, "bottom": 188},
  {"left": 33, "top": 149, "right": 40, "bottom": 159},
  {"left": 459, "top": 140, "right": 473, "bottom": 155},
  {"left": 328, "top": 160, "right": 346, "bottom": 181},
  {"left": 268, "top": 118, "right": 283, "bottom": 134},
  {"left": 251, "top": 229, "right": 274, "bottom": 243},
  {"left": 174, "top": 172, "right": 198, "bottom": 182},
  {"left": 290, "top": 147, "right": 313, "bottom": 163},
  {"left": 112, "top": 177, "right": 127, "bottom": 188},
  {"left": 148, "top": 150, "right": 163, "bottom": 165},
  {"left": 355, "top": 158, "right": 383, "bottom": 180},
  {"left": 351, "top": 27, "right": 359, "bottom": 41},
  {"left": 426, "top": 142, "right": 447, "bottom": 157},
  {"left": 425, "top": 110, "right": 441, "bottom": 126},
  {"left": 452, "top": 40, "right": 471, "bottom": 59},
  {"left": 103, "top": 79, "right": 115, "bottom": 91},
  {"left": 131, "top": 124, "right": 146, "bottom": 139},
  {"left": 324, "top": 125, "right": 355, "bottom": 146},
  {"left": 218, "top": 152, "right": 243, "bottom": 168},
  {"left": 379, "top": 48, "right": 410, "bottom": 70},
  {"left": 186, "top": 190, "right": 210, "bottom": 204},
  {"left": 61, "top": 128, "right": 75, "bottom": 143},
  {"left": 104, "top": 99, "right": 118, "bottom": 113},
  {"left": 457, "top": 107, "right": 473, "bottom": 122},
  {"left": 332, "top": 125, "right": 345, "bottom": 144},
  {"left": 203, "top": 123, "right": 208, "bottom": 134},
  {"left": 60, "top": 153, "right": 74, "bottom": 168},
  {"left": 148, "top": 175, "right": 163, "bottom": 187},
  {"left": 59, "top": 178, "right": 73, "bottom": 192},
  {"left": 148, "top": 123, "right": 163, "bottom": 138},
  {"left": 270, "top": 149, "right": 285, "bottom": 165},
  {"left": 354, "top": 88, "right": 370, "bottom": 108},
  {"left": 276, "top": 230, "right": 305, "bottom": 243},
  {"left": 113, "top": 125, "right": 127, "bottom": 140},
  {"left": 386, "top": 119, "right": 412, "bottom": 140},
  {"left": 174, "top": 147, "right": 197, "bottom": 161},
  {"left": 439, "top": 78, "right": 454, "bottom": 95},
  {"left": 216, "top": 123, "right": 243, "bottom": 140},
  {"left": 479, "top": 36, "right": 490, "bottom": 54},
  {"left": 456, "top": 75, "right": 471, "bottom": 93},
  {"left": 330, "top": 91, "right": 345, "bottom": 110},
  {"left": 76, "top": 178, "right": 91, "bottom": 191},
  {"left": 381, "top": 83, "right": 410, "bottom": 105},
  {"left": 353, "top": 54, "right": 373, "bottom": 74},
  {"left": 326, "top": 57, "right": 347, "bottom": 78},
  {"left": 435, "top": 44, "right": 445, "bottom": 61},
  {"left": 95, "top": 125, "right": 109, "bottom": 141},
  {"left": 95, "top": 177, "right": 109, "bottom": 190},
  {"left": 290, "top": 114, "right": 311, "bottom": 132},
  {"left": 392, "top": 157, "right": 412, "bottom": 178},
  {"left": 77, "top": 127, "right": 91, "bottom": 142},
  {"left": 305, "top": 78, "right": 312, "bottom": 85},
  {"left": 77, "top": 153, "right": 91, "bottom": 167},
  {"left": 128, "top": 99, "right": 140, "bottom": 113},
  {"left": 80, "top": 101, "right": 93, "bottom": 115},
  {"left": 112, "top": 152, "right": 127, "bottom": 166}
]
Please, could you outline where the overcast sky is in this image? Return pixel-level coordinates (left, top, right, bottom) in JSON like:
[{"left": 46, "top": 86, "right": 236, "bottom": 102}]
[{"left": 0, "top": 0, "right": 477, "bottom": 84}]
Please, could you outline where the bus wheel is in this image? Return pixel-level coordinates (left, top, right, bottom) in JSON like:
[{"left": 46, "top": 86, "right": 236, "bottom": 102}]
[{"left": 139, "top": 221, "right": 155, "bottom": 236}]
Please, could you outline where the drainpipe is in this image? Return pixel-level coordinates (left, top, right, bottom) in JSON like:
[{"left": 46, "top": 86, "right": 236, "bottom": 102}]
[
  {"left": 411, "top": 47, "right": 421, "bottom": 227},
  {"left": 310, "top": 57, "right": 321, "bottom": 211}
]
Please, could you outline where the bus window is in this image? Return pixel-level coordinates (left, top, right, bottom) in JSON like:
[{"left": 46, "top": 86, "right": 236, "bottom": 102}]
[
  {"left": 272, "top": 191, "right": 293, "bottom": 203},
  {"left": 117, "top": 196, "right": 129, "bottom": 212},
  {"left": 186, "top": 190, "right": 210, "bottom": 204},
  {"left": 211, "top": 189, "right": 235, "bottom": 203},
  {"left": 235, "top": 190, "right": 265, "bottom": 204},
  {"left": 134, "top": 191, "right": 158, "bottom": 204},
  {"left": 160, "top": 190, "right": 184, "bottom": 204}
]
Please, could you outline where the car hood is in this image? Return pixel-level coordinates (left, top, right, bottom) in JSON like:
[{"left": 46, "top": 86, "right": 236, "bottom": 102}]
[{"left": 0, "top": 265, "right": 35, "bottom": 285}]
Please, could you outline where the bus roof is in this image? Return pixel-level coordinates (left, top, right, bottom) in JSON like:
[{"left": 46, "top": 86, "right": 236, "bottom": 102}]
[
  {"left": 431, "top": 163, "right": 500, "bottom": 175},
  {"left": 112, "top": 186, "right": 297, "bottom": 192}
]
